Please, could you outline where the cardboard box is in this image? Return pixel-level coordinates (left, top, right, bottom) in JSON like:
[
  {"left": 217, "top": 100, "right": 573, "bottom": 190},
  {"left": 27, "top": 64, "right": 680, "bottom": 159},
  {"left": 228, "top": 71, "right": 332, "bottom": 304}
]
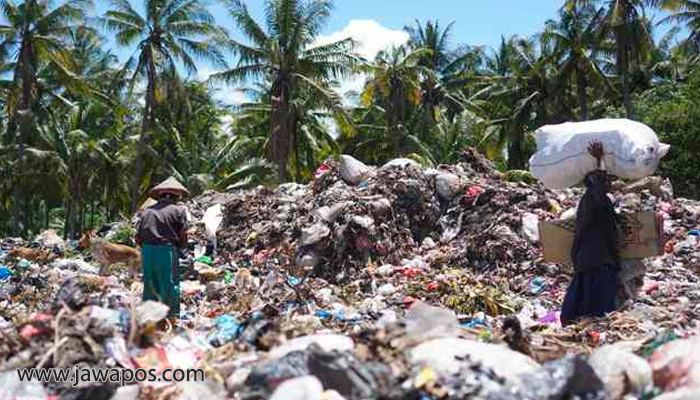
[{"left": 539, "top": 212, "right": 664, "bottom": 264}]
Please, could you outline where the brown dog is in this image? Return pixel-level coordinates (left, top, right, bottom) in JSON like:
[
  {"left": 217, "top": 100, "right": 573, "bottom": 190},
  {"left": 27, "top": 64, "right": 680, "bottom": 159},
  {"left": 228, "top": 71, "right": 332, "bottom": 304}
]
[{"left": 79, "top": 230, "right": 141, "bottom": 277}]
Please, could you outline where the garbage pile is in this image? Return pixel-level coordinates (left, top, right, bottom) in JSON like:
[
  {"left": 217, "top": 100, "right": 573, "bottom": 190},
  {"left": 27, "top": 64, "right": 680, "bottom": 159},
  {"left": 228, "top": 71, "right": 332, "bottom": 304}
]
[
  {"left": 212, "top": 150, "right": 553, "bottom": 281},
  {"left": 1, "top": 150, "right": 700, "bottom": 400}
]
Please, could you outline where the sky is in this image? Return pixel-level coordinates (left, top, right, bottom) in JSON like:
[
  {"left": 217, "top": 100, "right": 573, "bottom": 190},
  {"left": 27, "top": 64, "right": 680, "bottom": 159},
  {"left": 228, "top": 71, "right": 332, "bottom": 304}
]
[
  {"left": 93, "top": 0, "right": 671, "bottom": 105},
  {"left": 191, "top": 0, "right": 566, "bottom": 105}
]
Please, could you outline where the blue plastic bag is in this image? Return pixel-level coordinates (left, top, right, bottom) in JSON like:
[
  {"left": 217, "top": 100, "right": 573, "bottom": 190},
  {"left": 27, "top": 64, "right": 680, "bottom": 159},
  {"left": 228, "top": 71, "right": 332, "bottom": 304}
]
[{"left": 209, "top": 315, "right": 243, "bottom": 346}]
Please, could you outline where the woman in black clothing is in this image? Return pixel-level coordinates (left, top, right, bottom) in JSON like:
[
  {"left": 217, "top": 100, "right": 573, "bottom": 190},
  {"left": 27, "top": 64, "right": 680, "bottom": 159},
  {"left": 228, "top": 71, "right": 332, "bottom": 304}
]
[{"left": 561, "top": 141, "right": 621, "bottom": 326}]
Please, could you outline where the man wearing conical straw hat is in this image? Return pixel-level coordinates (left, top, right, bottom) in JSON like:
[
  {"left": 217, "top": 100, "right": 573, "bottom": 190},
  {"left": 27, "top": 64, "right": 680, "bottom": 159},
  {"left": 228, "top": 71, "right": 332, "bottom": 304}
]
[{"left": 135, "top": 177, "right": 190, "bottom": 319}]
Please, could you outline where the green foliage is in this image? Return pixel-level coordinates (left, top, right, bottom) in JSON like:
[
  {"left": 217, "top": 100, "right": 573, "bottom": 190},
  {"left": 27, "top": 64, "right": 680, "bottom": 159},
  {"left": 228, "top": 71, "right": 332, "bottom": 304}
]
[
  {"left": 111, "top": 225, "right": 137, "bottom": 246},
  {"left": 504, "top": 170, "right": 538, "bottom": 184},
  {"left": 605, "top": 74, "right": 700, "bottom": 198}
]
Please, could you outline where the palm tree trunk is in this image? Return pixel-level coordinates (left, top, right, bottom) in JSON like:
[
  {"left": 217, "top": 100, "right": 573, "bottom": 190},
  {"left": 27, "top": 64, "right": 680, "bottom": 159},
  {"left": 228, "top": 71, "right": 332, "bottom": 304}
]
[
  {"left": 77, "top": 206, "right": 83, "bottom": 236},
  {"left": 616, "top": 25, "right": 633, "bottom": 119},
  {"left": 89, "top": 202, "right": 94, "bottom": 230},
  {"left": 507, "top": 124, "right": 525, "bottom": 170},
  {"left": 11, "top": 184, "right": 24, "bottom": 236},
  {"left": 270, "top": 76, "right": 292, "bottom": 182},
  {"left": 64, "top": 200, "right": 73, "bottom": 240},
  {"left": 131, "top": 52, "right": 157, "bottom": 213},
  {"left": 131, "top": 144, "right": 146, "bottom": 213},
  {"left": 10, "top": 40, "right": 36, "bottom": 237},
  {"left": 622, "top": 67, "right": 633, "bottom": 119},
  {"left": 293, "top": 126, "right": 302, "bottom": 182},
  {"left": 292, "top": 116, "right": 303, "bottom": 183},
  {"left": 577, "top": 72, "right": 588, "bottom": 121},
  {"left": 389, "top": 88, "right": 404, "bottom": 157}
]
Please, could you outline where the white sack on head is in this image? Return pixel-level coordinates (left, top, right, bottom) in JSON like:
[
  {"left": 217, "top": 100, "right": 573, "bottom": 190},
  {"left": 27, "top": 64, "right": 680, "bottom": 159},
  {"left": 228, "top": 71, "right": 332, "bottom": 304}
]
[{"left": 529, "top": 118, "right": 670, "bottom": 189}]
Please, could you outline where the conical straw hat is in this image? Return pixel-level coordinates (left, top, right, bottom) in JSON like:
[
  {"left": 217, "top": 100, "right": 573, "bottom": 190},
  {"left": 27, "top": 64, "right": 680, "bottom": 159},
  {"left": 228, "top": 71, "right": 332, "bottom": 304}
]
[{"left": 150, "top": 176, "right": 190, "bottom": 197}]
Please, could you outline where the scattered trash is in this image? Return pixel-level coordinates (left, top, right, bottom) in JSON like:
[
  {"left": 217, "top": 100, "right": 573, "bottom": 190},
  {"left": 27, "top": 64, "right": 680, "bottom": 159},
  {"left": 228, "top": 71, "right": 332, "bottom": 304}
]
[
  {"left": 0, "top": 370, "right": 52, "bottom": 400},
  {"left": 268, "top": 334, "right": 354, "bottom": 359},
  {"left": 589, "top": 344, "right": 653, "bottom": 399},
  {"left": 0, "top": 266, "right": 11, "bottom": 280},
  {"left": 650, "top": 336, "right": 700, "bottom": 395},
  {"left": 339, "top": 155, "right": 372, "bottom": 186},
  {"left": 307, "top": 344, "right": 391, "bottom": 400},
  {"left": 528, "top": 276, "right": 548, "bottom": 295},
  {"left": 208, "top": 314, "right": 243, "bottom": 346},
  {"left": 0, "top": 150, "right": 698, "bottom": 400},
  {"left": 410, "top": 338, "right": 539, "bottom": 382},
  {"left": 269, "top": 375, "right": 323, "bottom": 400},
  {"left": 135, "top": 301, "right": 170, "bottom": 327},
  {"left": 511, "top": 355, "right": 606, "bottom": 399}
]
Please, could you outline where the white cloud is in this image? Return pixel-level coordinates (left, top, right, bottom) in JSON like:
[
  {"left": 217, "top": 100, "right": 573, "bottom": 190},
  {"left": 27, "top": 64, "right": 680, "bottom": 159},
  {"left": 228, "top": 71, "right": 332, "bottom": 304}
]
[
  {"left": 197, "top": 66, "right": 249, "bottom": 106},
  {"left": 316, "top": 19, "right": 409, "bottom": 62},
  {"left": 216, "top": 88, "right": 248, "bottom": 106},
  {"left": 200, "top": 20, "right": 408, "bottom": 105},
  {"left": 314, "top": 20, "right": 409, "bottom": 99}
]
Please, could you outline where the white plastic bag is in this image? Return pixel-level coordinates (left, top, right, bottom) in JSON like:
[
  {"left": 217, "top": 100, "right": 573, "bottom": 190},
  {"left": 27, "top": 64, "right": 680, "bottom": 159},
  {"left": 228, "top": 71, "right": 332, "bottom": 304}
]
[
  {"left": 268, "top": 334, "right": 354, "bottom": 359},
  {"left": 270, "top": 376, "right": 323, "bottom": 400},
  {"left": 381, "top": 158, "right": 421, "bottom": 169},
  {"left": 202, "top": 204, "right": 223, "bottom": 256},
  {"left": 435, "top": 173, "right": 463, "bottom": 200},
  {"left": 588, "top": 344, "right": 653, "bottom": 400},
  {"left": 529, "top": 119, "right": 670, "bottom": 189},
  {"left": 521, "top": 212, "right": 539, "bottom": 244},
  {"left": 410, "top": 338, "right": 539, "bottom": 382},
  {"left": 339, "top": 154, "right": 371, "bottom": 185},
  {"left": 403, "top": 301, "right": 459, "bottom": 344}
]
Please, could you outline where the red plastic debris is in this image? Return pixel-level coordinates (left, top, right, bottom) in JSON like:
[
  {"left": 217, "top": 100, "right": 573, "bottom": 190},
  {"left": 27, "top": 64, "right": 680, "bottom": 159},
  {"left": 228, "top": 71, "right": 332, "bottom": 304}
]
[
  {"left": 253, "top": 248, "right": 277, "bottom": 264},
  {"left": 375, "top": 242, "right": 388, "bottom": 256},
  {"left": 466, "top": 185, "right": 484, "bottom": 197},
  {"left": 205, "top": 309, "right": 223, "bottom": 318},
  {"left": 664, "top": 241, "right": 675, "bottom": 254},
  {"left": 427, "top": 282, "right": 439, "bottom": 291},
  {"left": 314, "top": 163, "right": 331, "bottom": 180},
  {"left": 587, "top": 330, "right": 600, "bottom": 345},
  {"left": 643, "top": 281, "right": 660, "bottom": 294},
  {"left": 402, "top": 268, "right": 421, "bottom": 278},
  {"left": 20, "top": 324, "right": 43, "bottom": 339},
  {"left": 313, "top": 163, "right": 332, "bottom": 193},
  {"left": 355, "top": 235, "right": 372, "bottom": 250},
  {"left": 403, "top": 296, "right": 418, "bottom": 307},
  {"left": 29, "top": 312, "right": 53, "bottom": 323}
]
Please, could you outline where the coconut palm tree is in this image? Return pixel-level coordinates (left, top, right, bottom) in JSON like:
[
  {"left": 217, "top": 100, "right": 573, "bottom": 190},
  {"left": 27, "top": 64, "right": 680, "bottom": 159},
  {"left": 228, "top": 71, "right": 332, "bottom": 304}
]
[
  {"left": 543, "top": 4, "right": 615, "bottom": 120},
  {"left": 429, "top": 108, "right": 493, "bottom": 165},
  {"left": 657, "top": 1, "right": 700, "bottom": 52},
  {"left": 212, "top": 0, "right": 359, "bottom": 183},
  {"left": 361, "top": 45, "right": 433, "bottom": 157},
  {"left": 220, "top": 79, "right": 340, "bottom": 182},
  {"left": 0, "top": 0, "right": 90, "bottom": 130},
  {"left": 405, "top": 19, "right": 485, "bottom": 123},
  {"left": 101, "top": 0, "right": 226, "bottom": 212},
  {"left": 0, "top": 0, "right": 92, "bottom": 235},
  {"left": 566, "top": 0, "right": 655, "bottom": 118},
  {"left": 5, "top": 104, "right": 110, "bottom": 237},
  {"left": 479, "top": 36, "right": 551, "bottom": 169}
]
